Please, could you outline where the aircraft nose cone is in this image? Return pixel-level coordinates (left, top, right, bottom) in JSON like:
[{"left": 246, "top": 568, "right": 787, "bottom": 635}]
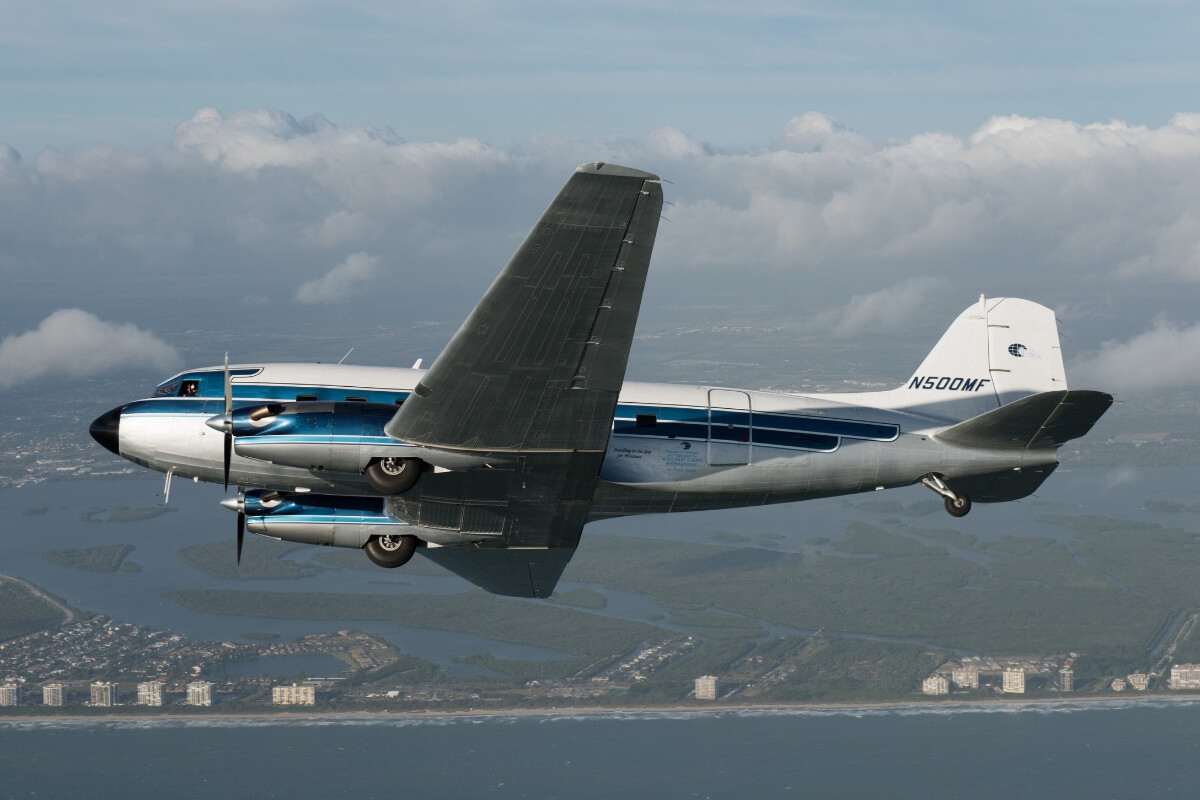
[{"left": 89, "top": 406, "right": 123, "bottom": 455}]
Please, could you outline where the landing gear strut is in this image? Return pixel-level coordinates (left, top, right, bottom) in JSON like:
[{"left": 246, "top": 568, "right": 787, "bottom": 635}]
[{"left": 921, "top": 474, "right": 972, "bottom": 518}]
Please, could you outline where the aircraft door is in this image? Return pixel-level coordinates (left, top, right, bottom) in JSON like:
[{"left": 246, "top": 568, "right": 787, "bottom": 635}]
[{"left": 707, "top": 389, "right": 752, "bottom": 466}]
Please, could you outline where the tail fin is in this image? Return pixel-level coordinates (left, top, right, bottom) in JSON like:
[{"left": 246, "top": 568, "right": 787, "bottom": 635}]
[{"left": 872, "top": 297, "right": 1068, "bottom": 422}]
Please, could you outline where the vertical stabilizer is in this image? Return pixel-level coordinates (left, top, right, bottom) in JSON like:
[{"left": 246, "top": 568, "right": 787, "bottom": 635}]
[{"left": 866, "top": 297, "right": 1067, "bottom": 423}]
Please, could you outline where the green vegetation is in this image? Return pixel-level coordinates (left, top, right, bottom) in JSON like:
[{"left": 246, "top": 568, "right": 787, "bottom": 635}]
[
  {"left": 166, "top": 589, "right": 667, "bottom": 680},
  {"left": 565, "top": 520, "right": 1186, "bottom": 655},
  {"left": 0, "top": 579, "right": 67, "bottom": 642},
  {"left": 178, "top": 540, "right": 323, "bottom": 580},
  {"left": 627, "top": 640, "right": 755, "bottom": 702},
  {"left": 121, "top": 561, "right": 142, "bottom": 573},
  {"left": 1143, "top": 500, "right": 1200, "bottom": 513},
  {"left": 42, "top": 544, "right": 135, "bottom": 572},
  {"left": 762, "top": 638, "right": 948, "bottom": 702}
]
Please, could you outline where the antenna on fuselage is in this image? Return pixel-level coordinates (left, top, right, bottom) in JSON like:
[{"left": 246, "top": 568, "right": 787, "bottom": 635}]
[
  {"left": 411, "top": 358, "right": 423, "bottom": 369},
  {"left": 337, "top": 347, "right": 354, "bottom": 365}
]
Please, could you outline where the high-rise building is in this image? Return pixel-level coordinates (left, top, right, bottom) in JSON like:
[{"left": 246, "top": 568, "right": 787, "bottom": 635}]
[
  {"left": 1127, "top": 673, "right": 1150, "bottom": 691},
  {"left": 1170, "top": 663, "right": 1200, "bottom": 690},
  {"left": 1111, "top": 678, "right": 1127, "bottom": 692},
  {"left": 90, "top": 682, "right": 118, "bottom": 707},
  {"left": 694, "top": 675, "right": 719, "bottom": 701},
  {"left": 922, "top": 675, "right": 950, "bottom": 695},
  {"left": 186, "top": 681, "right": 213, "bottom": 706},
  {"left": 0, "top": 684, "right": 20, "bottom": 706},
  {"left": 272, "top": 684, "right": 316, "bottom": 705},
  {"left": 42, "top": 684, "right": 64, "bottom": 706},
  {"left": 1059, "top": 667, "right": 1074, "bottom": 692},
  {"left": 137, "top": 681, "right": 165, "bottom": 706},
  {"left": 951, "top": 668, "right": 979, "bottom": 689},
  {"left": 1002, "top": 668, "right": 1025, "bottom": 694}
]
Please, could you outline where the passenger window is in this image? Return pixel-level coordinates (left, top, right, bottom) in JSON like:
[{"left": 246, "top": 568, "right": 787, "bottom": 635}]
[
  {"left": 636, "top": 414, "right": 658, "bottom": 428},
  {"left": 296, "top": 394, "right": 318, "bottom": 402}
]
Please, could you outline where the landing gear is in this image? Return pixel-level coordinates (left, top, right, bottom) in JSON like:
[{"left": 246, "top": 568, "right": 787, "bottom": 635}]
[
  {"left": 364, "top": 533, "right": 417, "bottom": 568},
  {"left": 921, "top": 474, "right": 972, "bottom": 518},
  {"left": 364, "top": 457, "right": 422, "bottom": 495}
]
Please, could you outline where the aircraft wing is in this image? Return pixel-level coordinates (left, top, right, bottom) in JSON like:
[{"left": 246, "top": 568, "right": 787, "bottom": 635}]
[{"left": 384, "top": 162, "right": 663, "bottom": 597}]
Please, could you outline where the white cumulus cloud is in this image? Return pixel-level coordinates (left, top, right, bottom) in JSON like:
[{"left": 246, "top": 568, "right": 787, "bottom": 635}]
[
  {"left": 808, "top": 277, "right": 945, "bottom": 337},
  {"left": 0, "top": 309, "right": 179, "bottom": 390},
  {"left": 1070, "top": 319, "right": 1200, "bottom": 393},
  {"left": 295, "top": 252, "right": 384, "bottom": 304}
]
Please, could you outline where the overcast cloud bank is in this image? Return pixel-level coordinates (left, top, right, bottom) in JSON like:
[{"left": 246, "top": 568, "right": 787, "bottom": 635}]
[{"left": 3, "top": 108, "right": 1200, "bottom": 388}]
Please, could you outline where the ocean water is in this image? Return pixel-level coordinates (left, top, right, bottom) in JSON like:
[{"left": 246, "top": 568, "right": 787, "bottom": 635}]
[{"left": 3, "top": 701, "right": 1200, "bottom": 799}]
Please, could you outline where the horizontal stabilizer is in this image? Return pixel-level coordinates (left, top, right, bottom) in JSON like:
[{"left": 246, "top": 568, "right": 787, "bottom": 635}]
[{"left": 935, "top": 390, "right": 1113, "bottom": 451}]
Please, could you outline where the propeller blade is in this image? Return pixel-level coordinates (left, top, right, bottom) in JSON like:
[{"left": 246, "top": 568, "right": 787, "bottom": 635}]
[
  {"left": 223, "top": 432, "right": 232, "bottom": 490},
  {"left": 223, "top": 353, "right": 232, "bottom": 415},
  {"left": 236, "top": 509, "right": 245, "bottom": 565}
]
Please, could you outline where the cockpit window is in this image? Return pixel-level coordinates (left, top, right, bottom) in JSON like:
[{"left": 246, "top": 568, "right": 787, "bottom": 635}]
[
  {"left": 180, "top": 380, "right": 200, "bottom": 397},
  {"left": 154, "top": 381, "right": 181, "bottom": 397}
]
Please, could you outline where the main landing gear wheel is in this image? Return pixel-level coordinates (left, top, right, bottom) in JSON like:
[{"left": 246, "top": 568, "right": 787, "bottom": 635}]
[
  {"left": 944, "top": 494, "right": 972, "bottom": 518},
  {"left": 364, "top": 457, "right": 422, "bottom": 495},
  {"left": 364, "top": 534, "right": 417, "bottom": 568}
]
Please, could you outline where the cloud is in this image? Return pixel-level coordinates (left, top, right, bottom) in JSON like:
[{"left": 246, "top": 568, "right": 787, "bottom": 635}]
[
  {"left": 5, "top": 107, "right": 1200, "bottom": 374},
  {"left": 295, "top": 252, "right": 384, "bottom": 304},
  {"left": 808, "top": 277, "right": 944, "bottom": 337},
  {"left": 1070, "top": 318, "right": 1200, "bottom": 393},
  {"left": 0, "top": 309, "right": 179, "bottom": 390}
]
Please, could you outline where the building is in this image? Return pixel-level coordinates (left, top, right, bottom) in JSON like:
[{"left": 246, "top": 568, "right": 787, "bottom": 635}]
[
  {"left": 42, "top": 684, "right": 64, "bottom": 707},
  {"left": 922, "top": 675, "right": 950, "bottom": 696},
  {"left": 1127, "top": 673, "right": 1150, "bottom": 691},
  {"left": 694, "top": 675, "right": 719, "bottom": 701},
  {"left": 951, "top": 668, "right": 979, "bottom": 690},
  {"left": 187, "top": 681, "right": 214, "bottom": 706},
  {"left": 272, "top": 684, "right": 316, "bottom": 705},
  {"left": 1059, "top": 667, "right": 1074, "bottom": 692},
  {"left": 137, "top": 681, "right": 165, "bottom": 706},
  {"left": 90, "top": 682, "right": 118, "bottom": 707},
  {"left": 0, "top": 684, "right": 20, "bottom": 707},
  {"left": 1002, "top": 668, "right": 1025, "bottom": 694},
  {"left": 1111, "top": 678, "right": 1127, "bottom": 692},
  {"left": 1170, "top": 663, "right": 1200, "bottom": 690}
]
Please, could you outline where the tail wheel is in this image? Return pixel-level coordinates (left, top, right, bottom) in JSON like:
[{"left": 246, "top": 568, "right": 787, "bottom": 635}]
[
  {"left": 365, "top": 457, "right": 422, "bottom": 494},
  {"left": 364, "top": 534, "right": 417, "bottom": 568},
  {"left": 944, "top": 494, "right": 972, "bottom": 518}
]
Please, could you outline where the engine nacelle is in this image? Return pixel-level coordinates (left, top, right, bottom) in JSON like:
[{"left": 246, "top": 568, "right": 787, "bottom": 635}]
[
  {"left": 225, "top": 402, "right": 417, "bottom": 474},
  {"left": 242, "top": 490, "right": 410, "bottom": 549}
]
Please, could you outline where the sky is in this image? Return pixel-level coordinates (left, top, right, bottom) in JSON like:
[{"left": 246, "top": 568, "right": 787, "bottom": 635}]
[{"left": 2, "top": 0, "right": 1200, "bottom": 395}]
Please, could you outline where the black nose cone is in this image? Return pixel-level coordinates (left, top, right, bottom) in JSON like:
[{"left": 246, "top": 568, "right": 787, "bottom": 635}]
[{"left": 89, "top": 406, "right": 123, "bottom": 455}]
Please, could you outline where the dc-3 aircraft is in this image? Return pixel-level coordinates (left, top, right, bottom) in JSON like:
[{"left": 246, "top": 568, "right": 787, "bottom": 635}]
[{"left": 90, "top": 162, "right": 1112, "bottom": 598}]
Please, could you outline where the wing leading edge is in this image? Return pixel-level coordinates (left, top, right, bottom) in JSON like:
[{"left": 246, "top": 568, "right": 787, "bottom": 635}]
[{"left": 385, "top": 163, "right": 664, "bottom": 597}]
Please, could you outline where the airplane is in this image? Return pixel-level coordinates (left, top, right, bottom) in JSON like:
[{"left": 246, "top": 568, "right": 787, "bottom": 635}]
[{"left": 89, "top": 162, "right": 1112, "bottom": 598}]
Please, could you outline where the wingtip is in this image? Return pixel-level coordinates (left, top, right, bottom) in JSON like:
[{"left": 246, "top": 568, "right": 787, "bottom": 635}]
[{"left": 575, "top": 161, "right": 660, "bottom": 181}]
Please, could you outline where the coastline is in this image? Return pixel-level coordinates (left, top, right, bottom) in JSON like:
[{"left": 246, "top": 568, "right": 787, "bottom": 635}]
[{"left": 3, "top": 693, "right": 1200, "bottom": 725}]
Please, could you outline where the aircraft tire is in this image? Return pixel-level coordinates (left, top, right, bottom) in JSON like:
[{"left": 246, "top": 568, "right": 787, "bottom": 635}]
[
  {"left": 365, "top": 457, "right": 422, "bottom": 494},
  {"left": 944, "top": 494, "right": 972, "bottom": 518},
  {"left": 364, "top": 534, "right": 417, "bottom": 568}
]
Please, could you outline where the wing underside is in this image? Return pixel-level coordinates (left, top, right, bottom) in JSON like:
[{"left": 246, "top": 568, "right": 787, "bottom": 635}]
[{"left": 384, "top": 163, "right": 664, "bottom": 597}]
